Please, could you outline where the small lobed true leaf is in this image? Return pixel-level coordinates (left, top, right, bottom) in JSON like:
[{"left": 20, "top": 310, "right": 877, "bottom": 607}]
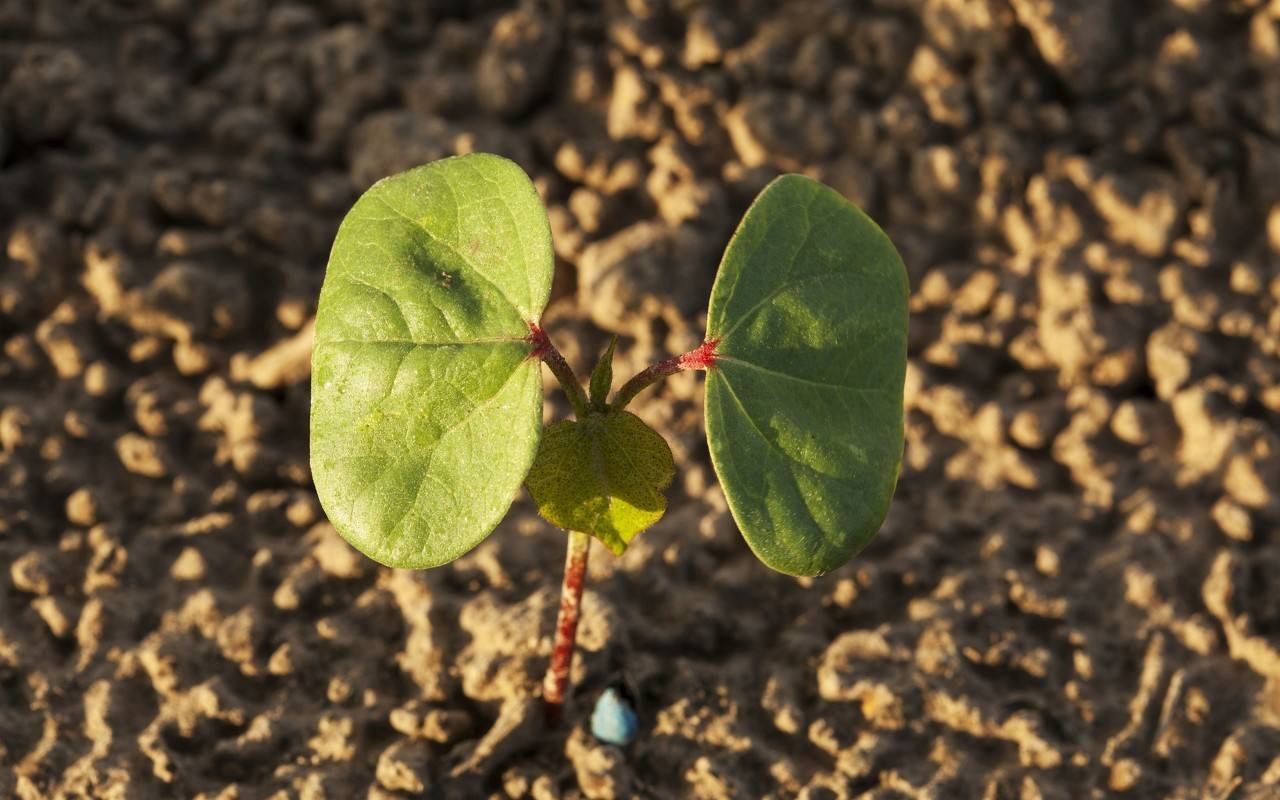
[
  {"left": 703, "top": 174, "right": 909, "bottom": 577},
  {"left": 524, "top": 410, "right": 675, "bottom": 555},
  {"left": 310, "top": 153, "right": 553, "bottom": 569}
]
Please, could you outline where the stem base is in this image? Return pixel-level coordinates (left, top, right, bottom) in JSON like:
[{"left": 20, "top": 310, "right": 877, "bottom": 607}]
[{"left": 543, "top": 530, "right": 591, "bottom": 727}]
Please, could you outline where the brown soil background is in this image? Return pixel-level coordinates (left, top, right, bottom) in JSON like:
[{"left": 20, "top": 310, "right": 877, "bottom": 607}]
[{"left": 3, "top": 1, "right": 1280, "bottom": 798}]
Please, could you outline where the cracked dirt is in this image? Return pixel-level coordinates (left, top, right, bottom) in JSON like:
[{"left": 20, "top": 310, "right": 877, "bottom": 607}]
[{"left": 3, "top": 0, "right": 1280, "bottom": 798}]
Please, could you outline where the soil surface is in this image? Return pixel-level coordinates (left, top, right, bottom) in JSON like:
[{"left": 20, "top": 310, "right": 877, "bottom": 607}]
[{"left": 3, "top": 1, "right": 1280, "bottom": 798}]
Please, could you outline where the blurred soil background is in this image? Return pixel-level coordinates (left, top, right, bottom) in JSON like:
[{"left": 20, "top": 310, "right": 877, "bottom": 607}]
[{"left": 3, "top": 0, "right": 1280, "bottom": 797}]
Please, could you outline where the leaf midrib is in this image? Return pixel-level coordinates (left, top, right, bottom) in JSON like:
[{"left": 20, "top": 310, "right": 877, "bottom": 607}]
[{"left": 716, "top": 355, "right": 895, "bottom": 396}]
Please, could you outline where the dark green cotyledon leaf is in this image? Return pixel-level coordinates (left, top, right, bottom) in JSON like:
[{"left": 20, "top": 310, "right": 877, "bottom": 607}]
[
  {"left": 310, "top": 154, "right": 553, "bottom": 569},
  {"left": 704, "top": 174, "right": 908, "bottom": 577},
  {"left": 525, "top": 410, "right": 675, "bottom": 555}
]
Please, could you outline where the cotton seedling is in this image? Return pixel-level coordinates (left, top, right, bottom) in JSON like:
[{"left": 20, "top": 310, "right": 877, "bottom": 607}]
[{"left": 309, "top": 153, "right": 908, "bottom": 726}]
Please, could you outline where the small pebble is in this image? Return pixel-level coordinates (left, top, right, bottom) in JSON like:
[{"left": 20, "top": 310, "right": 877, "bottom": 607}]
[{"left": 591, "top": 687, "right": 638, "bottom": 746}]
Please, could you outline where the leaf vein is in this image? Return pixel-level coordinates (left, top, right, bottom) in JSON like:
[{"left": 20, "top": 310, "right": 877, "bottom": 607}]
[
  {"left": 369, "top": 193, "right": 527, "bottom": 321},
  {"left": 716, "top": 270, "right": 848, "bottom": 342},
  {"left": 717, "top": 355, "right": 895, "bottom": 396}
]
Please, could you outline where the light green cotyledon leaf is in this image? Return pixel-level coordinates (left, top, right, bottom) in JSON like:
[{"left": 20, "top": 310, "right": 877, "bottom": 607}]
[
  {"left": 310, "top": 154, "right": 553, "bottom": 569},
  {"left": 704, "top": 174, "right": 908, "bottom": 577},
  {"left": 525, "top": 410, "right": 675, "bottom": 555}
]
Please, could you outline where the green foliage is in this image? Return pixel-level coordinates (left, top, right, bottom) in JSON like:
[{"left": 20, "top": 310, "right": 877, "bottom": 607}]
[
  {"left": 588, "top": 336, "right": 617, "bottom": 411},
  {"left": 310, "top": 154, "right": 553, "bottom": 569},
  {"left": 524, "top": 410, "right": 675, "bottom": 554},
  {"left": 703, "top": 174, "right": 909, "bottom": 577},
  {"left": 310, "top": 155, "right": 907, "bottom": 577}
]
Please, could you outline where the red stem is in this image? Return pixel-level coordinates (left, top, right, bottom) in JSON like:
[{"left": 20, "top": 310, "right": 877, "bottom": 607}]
[
  {"left": 527, "top": 323, "right": 589, "bottom": 419},
  {"left": 544, "top": 530, "right": 591, "bottom": 727},
  {"left": 611, "top": 338, "right": 720, "bottom": 410}
]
